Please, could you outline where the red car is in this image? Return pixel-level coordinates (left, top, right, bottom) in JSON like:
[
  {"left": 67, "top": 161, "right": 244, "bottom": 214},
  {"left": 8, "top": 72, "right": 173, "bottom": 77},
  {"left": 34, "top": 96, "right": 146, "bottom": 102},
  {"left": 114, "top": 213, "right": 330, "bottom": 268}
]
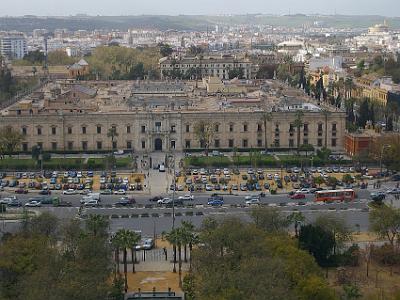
[
  {"left": 290, "top": 193, "right": 306, "bottom": 199},
  {"left": 15, "top": 188, "right": 28, "bottom": 194}
]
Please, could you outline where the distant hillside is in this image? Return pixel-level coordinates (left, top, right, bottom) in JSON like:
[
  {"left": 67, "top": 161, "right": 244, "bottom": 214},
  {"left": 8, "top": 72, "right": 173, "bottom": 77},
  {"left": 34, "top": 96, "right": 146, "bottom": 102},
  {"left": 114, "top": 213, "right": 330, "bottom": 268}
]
[{"left": 0, "top": 14, "right": 399, "bottom": 32}]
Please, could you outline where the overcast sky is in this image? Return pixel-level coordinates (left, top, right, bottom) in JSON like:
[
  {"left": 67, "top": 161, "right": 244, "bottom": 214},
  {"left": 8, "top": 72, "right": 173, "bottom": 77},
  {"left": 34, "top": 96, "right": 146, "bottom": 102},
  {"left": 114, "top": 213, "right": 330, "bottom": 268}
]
[{"left": 1, "top": 0, "right": 399, "bottom": 17}]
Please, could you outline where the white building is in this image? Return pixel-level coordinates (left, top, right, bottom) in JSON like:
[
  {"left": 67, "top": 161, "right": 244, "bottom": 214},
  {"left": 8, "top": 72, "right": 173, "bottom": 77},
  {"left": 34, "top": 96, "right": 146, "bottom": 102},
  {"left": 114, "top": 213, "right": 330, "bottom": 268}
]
[{"left": 0, "top": 34, "right": 27, "bottom": 60}]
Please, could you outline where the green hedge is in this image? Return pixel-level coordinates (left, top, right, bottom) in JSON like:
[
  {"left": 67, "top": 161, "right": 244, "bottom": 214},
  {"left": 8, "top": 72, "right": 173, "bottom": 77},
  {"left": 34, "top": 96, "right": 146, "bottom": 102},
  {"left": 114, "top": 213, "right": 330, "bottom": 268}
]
[{"left": 185, "top": 156, "right": 231, "bottom": 167}]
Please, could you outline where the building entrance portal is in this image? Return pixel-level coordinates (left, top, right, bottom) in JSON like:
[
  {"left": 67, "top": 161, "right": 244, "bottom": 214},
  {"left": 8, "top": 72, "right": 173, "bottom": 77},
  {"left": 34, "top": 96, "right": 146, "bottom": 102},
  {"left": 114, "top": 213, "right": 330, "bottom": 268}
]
[{"left": 154, "top": 138, "right": 163, "bottom": 151}]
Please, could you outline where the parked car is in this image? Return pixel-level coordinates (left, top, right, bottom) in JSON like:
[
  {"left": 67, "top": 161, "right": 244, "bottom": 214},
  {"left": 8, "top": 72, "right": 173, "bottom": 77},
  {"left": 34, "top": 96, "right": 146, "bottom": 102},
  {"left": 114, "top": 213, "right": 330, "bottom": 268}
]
[
  {"left": 115, "top": 197, "right": 136, "bottom": 207},
  {"left": 63, "top": 189, "right": 77, "bottom": 195},
  {"left": 83, "top": 200, "right": 99, "bottom": 207},
  {"left": 371, "top": 192, "right": 386, "bottom": 201},
  {"left": 15, "top": 188, "right": 28, "bottom": 194},
  {"left": 178, "top": 194, "right": 194, "bottom": 201},
  {"left": 39, "top": 189, "right": 51, "bottom": 195},
  {"left": 290, "top": 193, "right": 306, "bottom": 199},
  {"left": 245, "top": 198, "right": 261, "bottom": 205},
  {"left": 25, "top": 200, "right": 42, "bottom": 207},
  {"left": 207, "top": 199, "right": 224, "bottom": 206},
  {"left": 114, "top": 189, "right": 126, "bottom": 195}
]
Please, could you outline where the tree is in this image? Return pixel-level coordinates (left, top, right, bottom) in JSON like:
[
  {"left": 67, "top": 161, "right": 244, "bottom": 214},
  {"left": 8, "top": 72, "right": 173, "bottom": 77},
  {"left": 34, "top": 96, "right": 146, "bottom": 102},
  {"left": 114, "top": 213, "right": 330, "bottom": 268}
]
[
  {"left": 22, "top": 50, "right": 45, "bottom": 65},
  {"left": 357, "top": 98, "right": 370, "bottom": 128},
  {"left": 293, "top": 111, "right": 304, "bottom": 154},
  {"left": 261, "top": 112, "right": 272, "bottom": 152},
  {"left": 326, "top": 176, "right": 338, "bottom": 188},
  {"left": 166, "top": 229, "right": 179, "bottom": 273},
  {"left": 370, "top": 206, "right": 400, "bottom": 247},
  {"left": 317, "top": 147, "right": 332, "bottom": 165},
  {"left": 107, "top": 127, "right": 119, "bottom": 152},
  {"left": 193, "top": 121, "right": 216, "bottom": 156},
  {"left": 86, "top": 214, "right": 109, "bottom": 238},
  {"left": 322, "top": 109, "right": 331, "bottom": 148},
  {"left": 287, "top": 212, "right": 306, "bottom": 238},
  {"left": 190, "top": 217, "right": 334, "bottom": 299},
  {"left": 159, "top": 43, "right": 173, "bottom": 57},
  {"left": 342, "top": 284, "right": 362, "bottom": 300},
  {"left": 228, "top": 67, "right": 244, "bottom": 79},
  {"left": 113, "top": 229, "right": 139, "bottom": 292},
  {"left": 342, "top": 174, "right": 354, "bottom": 184},
  {"left": 250, "top": 207, "right": 290, "bottom": 233},
  {"left": 0, "top": 127, "right": 24, "bottom": 156},
  {"left": 299, "top": 144, "right": 314, "bottom": 157},
  {"left": 314, "top": 214, "right": 352, "bottom": 255},
  {"left": 299, "top": 224, "right": 336, "bottom": 267},
  {"left": 47, "top": 50, "right": 75, "bottom": 65},
  {"left": 314, "top": 176, "right": 325, "bottom": 187}
]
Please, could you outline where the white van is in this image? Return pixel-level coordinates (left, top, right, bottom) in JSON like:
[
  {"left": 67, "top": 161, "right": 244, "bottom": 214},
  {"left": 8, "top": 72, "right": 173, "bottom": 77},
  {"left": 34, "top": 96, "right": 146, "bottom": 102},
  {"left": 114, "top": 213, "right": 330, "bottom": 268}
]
[{"left": 159, "top": 164, "right": 165, "bottom": 172}]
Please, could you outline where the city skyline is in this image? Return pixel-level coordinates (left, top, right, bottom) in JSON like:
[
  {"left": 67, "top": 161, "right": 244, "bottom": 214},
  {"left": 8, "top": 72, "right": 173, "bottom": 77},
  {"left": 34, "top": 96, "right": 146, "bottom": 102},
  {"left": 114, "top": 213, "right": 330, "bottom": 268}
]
[{"left": 1, "top": 0, "right": 399, "bottom": 17}]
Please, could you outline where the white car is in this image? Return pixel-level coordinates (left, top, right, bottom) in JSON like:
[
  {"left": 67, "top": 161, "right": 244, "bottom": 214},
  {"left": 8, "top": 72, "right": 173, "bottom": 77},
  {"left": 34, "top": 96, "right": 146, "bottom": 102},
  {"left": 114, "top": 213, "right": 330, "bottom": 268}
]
[
  {"left": 63, "top": 172, "right": 69, "bottom": 178},
  {"left": 100, "top": 177, "right": 106, "bottom": 184},
  {"left": 83, "top": 200, "right": 99, "bottom": 207},
  {"left": 245, "top": 198, "right": 260, "bottom": 205},
  {"left": 0, "top": 197, "right": 17, "bottom": 205},
  {"left": 114, "top": 189, "right": 126, "bottom": 195},
  {"left": 63, "top": 189, "right": 77, "bottom": 195},
  {"left": 206, "top": 184, "right": 213, "bottom": 191},
  {"left": 123, "top": 177, "right": 129, "bottom": 184},
  {"left": 25, "top": 200, "right": 41, "bottom": 207},
  {"left": 223, "top": 168, "right": 230, "bottom": 175},
  {"left": 77, "top": 171, "right": 83, "bottom": 178},
  {"left": 296, "top": 188, "right": 311, "bottom": 194},
  {"left": 157, "top": 198, "right": 172, "bottom": 205},
  {"left": 178, "top": 194, "right": 194, "bottom": 201}
]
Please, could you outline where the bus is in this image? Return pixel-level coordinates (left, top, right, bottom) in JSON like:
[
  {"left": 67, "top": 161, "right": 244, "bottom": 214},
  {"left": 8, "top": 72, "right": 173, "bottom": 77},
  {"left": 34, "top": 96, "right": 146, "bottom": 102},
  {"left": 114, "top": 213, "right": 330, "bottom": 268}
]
[{"left": 315, "top": 189, "right": 356, "bottom": 202}]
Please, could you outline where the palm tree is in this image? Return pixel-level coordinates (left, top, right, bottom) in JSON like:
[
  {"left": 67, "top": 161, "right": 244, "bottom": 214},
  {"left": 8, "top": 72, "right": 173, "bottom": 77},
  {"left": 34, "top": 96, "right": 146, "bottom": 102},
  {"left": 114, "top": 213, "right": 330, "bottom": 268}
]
[
  {"left": 261, "top": 112, "right": 272, "bottom": 152},
  {"left": 113, "top": 229, "right": 139, "bottom": 292},
  {"left": 322, "top": 109, "right": 331, "bottom": 148},
  {"left": 181, "top": 221, "right": 199, "bottom": 270},
  {"left": 107, "top": 126, "right": 119, "bottom": 152},
  {"left": 86, "top": 214, "right": 109, "bottom": 237},
  {"left": 176, "top": 228, "right": 184, "bottom": 287},
  {"left": 129, "top": 232, "right": 141, "bottom": 273},
  {"left": 111, "top": 234, "right": 121, "bottom": 275},
  {"left": 293, "top": 111, "right": 304, "bottom": 154},
  {"left": 166, "top": 229, "right": 179, "bottom": 273}
]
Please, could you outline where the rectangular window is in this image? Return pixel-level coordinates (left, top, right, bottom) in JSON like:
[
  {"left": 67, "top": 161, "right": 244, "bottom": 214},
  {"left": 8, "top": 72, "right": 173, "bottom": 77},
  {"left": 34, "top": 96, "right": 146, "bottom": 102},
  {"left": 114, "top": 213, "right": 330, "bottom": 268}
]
[
  {"left": 82, "top": 141, "right": 87, "bottom": 150},
  {"left": 186, "top": 125, "right": 190, "bottom": 133},
  {"left": 97, "top": 141, "right": 102, "bottom": 150},
  {"left": 51, "top": 127, "right": 56, "bottom": 135},
  {"left": 332, "top": 132, "right": 336, "bottom": 137},
  {"left": 141, "top": 125, "right": 146, "bottom": 133},
  {"left": 317, "top": 139, "right": 323, "bottom": 147},
  {"left": 170, "top": 125, "right": 176, "bottom": 133},
  {"left": 141, "top": 141, "right": 146, "bottom": 149},
  {"left": 97, "top": 126, "right": 101, "bottom": 134},
  {"left": 318, "top": 124, "right": 323, "bottom": 131},
  {"left": 331, "top": 139, "right": 337, "bottom": 147},
  {"left": 289, "top": 139, "right": 294, "bottom": 147},
  {"left": 22, "top": 127, "right": 27, "bottom": 135},
  {"left": 257, "top": 139, "right": 262, "bottom": 147},
  {"left": 257, "top": 124, "right": 262, "bottom": 132},
  {"left": 37, "top": 128, "right": 42, "bottom": 135},
  {"left": 171, "top": 140, "right": 176, "bottom": 149},
  {"left": 228, "top": 139, "right": 234, "bottom": 148},
  {"left": 127, "top": 126, "right": 131, "bottom": 134},
  {"left": 126, "top": 141, "right": 132, "bottom": 149},
  {"left": 68, "top": 127, "right": 72, "bottom": 134},
  {"left": 68, "top": 141, "right": 73, "bottom": 150},
  {"left": 303, "top": 124, "right": 308, "bottom": 131},
  {"left": 274, "top": 139, "right": 280, "bottom": 147},
  {"left": 332, "top": 124, "right": 337, "bottom": 131},
  {"left": 215, "top": 124, "right": 219, "bottom": 132},
  {"left": 82, "top": 126, "right": 86, "bottom": 134},
  {"left": 318, "top": 131, "right": 323, "bottom": 137},
  {"left": 185, "top": 140, "right": 191, "bottom": 149},
  {"left": 242, "top": 139, "right": 248, "bottom": 148},
  {"left": 229, "top": 124, "right": 234, "bottom": 132},
  {"left": 22, "top": 143, "right": 28, "bottom": 152},
  {"left": 214, "top": 139, "right": 220, "bottom": 148},
  {"left": 51, "top": 142, "right": 57, "bottom": 150},
  {"left": 243, "top": 124, "right": 248, "bottom": 132}
]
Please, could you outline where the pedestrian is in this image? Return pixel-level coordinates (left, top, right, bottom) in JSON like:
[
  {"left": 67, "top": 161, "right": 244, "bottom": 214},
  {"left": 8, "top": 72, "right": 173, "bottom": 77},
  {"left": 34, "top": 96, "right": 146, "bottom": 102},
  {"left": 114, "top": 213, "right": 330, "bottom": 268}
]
[{"left": 163, "top": 247, "right": 167, "bottom": 261}]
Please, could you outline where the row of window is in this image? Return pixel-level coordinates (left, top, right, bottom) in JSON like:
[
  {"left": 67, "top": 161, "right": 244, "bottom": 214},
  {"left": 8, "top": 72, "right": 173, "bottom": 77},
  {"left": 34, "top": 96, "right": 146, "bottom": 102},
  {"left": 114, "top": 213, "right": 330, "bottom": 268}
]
[
  {"left": 183, "top": 138, "right": 338, "bottom": 149},
  {"left": 19, "top": 122, "right": 338, "bottom": 136}
]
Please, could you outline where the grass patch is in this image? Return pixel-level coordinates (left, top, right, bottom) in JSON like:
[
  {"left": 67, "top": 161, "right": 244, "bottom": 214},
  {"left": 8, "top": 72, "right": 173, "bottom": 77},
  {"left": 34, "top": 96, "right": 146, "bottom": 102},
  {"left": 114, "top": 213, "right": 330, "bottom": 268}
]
[{"left": 185, "top": 156, "right": 231, "bottom": 167}]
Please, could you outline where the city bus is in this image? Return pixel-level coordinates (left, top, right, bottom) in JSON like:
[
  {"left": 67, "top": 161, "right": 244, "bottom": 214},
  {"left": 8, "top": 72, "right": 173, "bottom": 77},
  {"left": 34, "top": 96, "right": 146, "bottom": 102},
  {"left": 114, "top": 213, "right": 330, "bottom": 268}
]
[{"left": 314, "top": 189, "right": 356, "bottom": 202}]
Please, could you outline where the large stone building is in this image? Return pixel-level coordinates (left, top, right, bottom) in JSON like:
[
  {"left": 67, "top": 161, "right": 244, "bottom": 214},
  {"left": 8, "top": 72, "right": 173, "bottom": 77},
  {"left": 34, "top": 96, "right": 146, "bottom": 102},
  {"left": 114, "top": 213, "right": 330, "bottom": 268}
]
[
  {"left": 0, "top": 80, "right": 346, "bottom": 154},
  {"left": 159, "top": 54, "right": 255, "bottom": 80}
]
